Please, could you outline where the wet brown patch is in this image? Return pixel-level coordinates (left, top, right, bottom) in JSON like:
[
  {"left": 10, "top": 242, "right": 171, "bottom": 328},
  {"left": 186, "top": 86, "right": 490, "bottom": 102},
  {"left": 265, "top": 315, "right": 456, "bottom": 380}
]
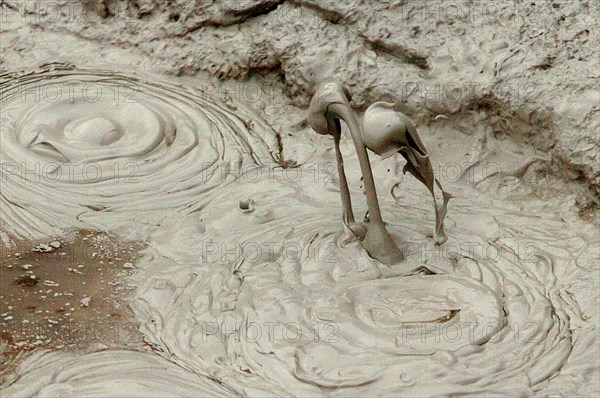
[
  {"left": 432, "top": 309, "right": 461, "bottom": 323},
  {"left": 577, "top": 199, "right": 599, "bottom": 222},
  {"left": 0, "top": 230, "right": 148, "bottom": 375}
]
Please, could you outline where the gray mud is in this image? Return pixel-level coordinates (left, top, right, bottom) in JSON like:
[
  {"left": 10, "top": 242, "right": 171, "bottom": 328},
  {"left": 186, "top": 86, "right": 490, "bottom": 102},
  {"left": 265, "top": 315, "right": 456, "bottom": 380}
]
[{"left": 0, "top": 1, "right": 598, "bottom": 397}]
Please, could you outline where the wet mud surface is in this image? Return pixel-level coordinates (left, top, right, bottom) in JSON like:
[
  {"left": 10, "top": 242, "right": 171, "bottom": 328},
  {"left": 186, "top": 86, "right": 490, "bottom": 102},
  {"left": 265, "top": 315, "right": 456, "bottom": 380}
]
[
  {"left": 1, "top": 230, "right": 147, "bottom": 379},
  {"left": 0, "top": 2, "right": 598, "bottom": 397}
]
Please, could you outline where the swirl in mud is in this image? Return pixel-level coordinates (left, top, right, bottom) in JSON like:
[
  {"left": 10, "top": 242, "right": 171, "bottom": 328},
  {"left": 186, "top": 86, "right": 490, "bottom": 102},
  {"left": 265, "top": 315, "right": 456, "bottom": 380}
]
[
  {"left": 0, "top": 66, "right": 277, "bottom": 240},
  {"left": 125, "top": 172, "right": 595, "bottom": 397},
  {"left": 1, "top": 350, "right": 236, "bottom": 397}
]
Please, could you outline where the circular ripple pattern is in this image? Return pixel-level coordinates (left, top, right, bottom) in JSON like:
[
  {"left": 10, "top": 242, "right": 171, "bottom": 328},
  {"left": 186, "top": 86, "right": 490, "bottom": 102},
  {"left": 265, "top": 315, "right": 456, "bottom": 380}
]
[
  {"left": 0, "top": 66, "right": 277, "bottom": 239},
  {"left": 1, "top": 350, "right": 236, "bottom": 397},
  {"left": 126, "top": 174, "right": 591, "bottom": 397}
]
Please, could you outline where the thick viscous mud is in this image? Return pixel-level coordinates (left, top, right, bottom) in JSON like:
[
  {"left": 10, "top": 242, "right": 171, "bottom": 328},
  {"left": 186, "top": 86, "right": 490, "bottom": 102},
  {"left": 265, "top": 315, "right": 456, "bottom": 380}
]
[{"left": 0, "top": 1, "right": 598, "bottom": 397}]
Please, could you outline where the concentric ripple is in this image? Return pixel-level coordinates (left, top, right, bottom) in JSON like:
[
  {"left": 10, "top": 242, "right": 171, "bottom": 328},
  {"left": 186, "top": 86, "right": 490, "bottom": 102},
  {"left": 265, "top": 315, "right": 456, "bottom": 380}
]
[
  {"left": 0, "top": 65, "right": 278, "bottom": 239},
  {"left": 122, "top": 172, "right": 596, "bottom": 397},
  {"left": 1, "top": 350, "right": 236, "bottom": 397}
]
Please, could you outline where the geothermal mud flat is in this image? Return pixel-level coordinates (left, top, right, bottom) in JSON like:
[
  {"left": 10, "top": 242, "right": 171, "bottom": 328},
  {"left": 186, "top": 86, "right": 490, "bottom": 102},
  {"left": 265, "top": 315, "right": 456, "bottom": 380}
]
[{"left": 1, "top": 1, "right": 599, "bottom": 397}]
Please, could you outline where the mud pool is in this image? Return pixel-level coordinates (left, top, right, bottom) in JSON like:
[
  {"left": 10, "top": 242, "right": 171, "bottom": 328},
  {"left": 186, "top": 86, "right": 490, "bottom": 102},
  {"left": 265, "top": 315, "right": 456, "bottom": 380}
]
[{"left": 0, "top": 65, "right": 597, "bottom": 397}]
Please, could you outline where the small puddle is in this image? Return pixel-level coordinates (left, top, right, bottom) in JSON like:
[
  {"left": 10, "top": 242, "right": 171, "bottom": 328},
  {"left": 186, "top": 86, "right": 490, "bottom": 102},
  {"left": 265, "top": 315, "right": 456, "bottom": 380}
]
[{"left": 0, "top": 230, "right": 148, "bottom": 375}]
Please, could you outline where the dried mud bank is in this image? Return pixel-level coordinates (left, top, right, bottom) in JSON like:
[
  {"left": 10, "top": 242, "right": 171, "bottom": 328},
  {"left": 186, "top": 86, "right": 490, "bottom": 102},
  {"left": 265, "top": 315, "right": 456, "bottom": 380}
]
[{"left": 0, "top": 1, "right": 598, "bottom": 397}]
